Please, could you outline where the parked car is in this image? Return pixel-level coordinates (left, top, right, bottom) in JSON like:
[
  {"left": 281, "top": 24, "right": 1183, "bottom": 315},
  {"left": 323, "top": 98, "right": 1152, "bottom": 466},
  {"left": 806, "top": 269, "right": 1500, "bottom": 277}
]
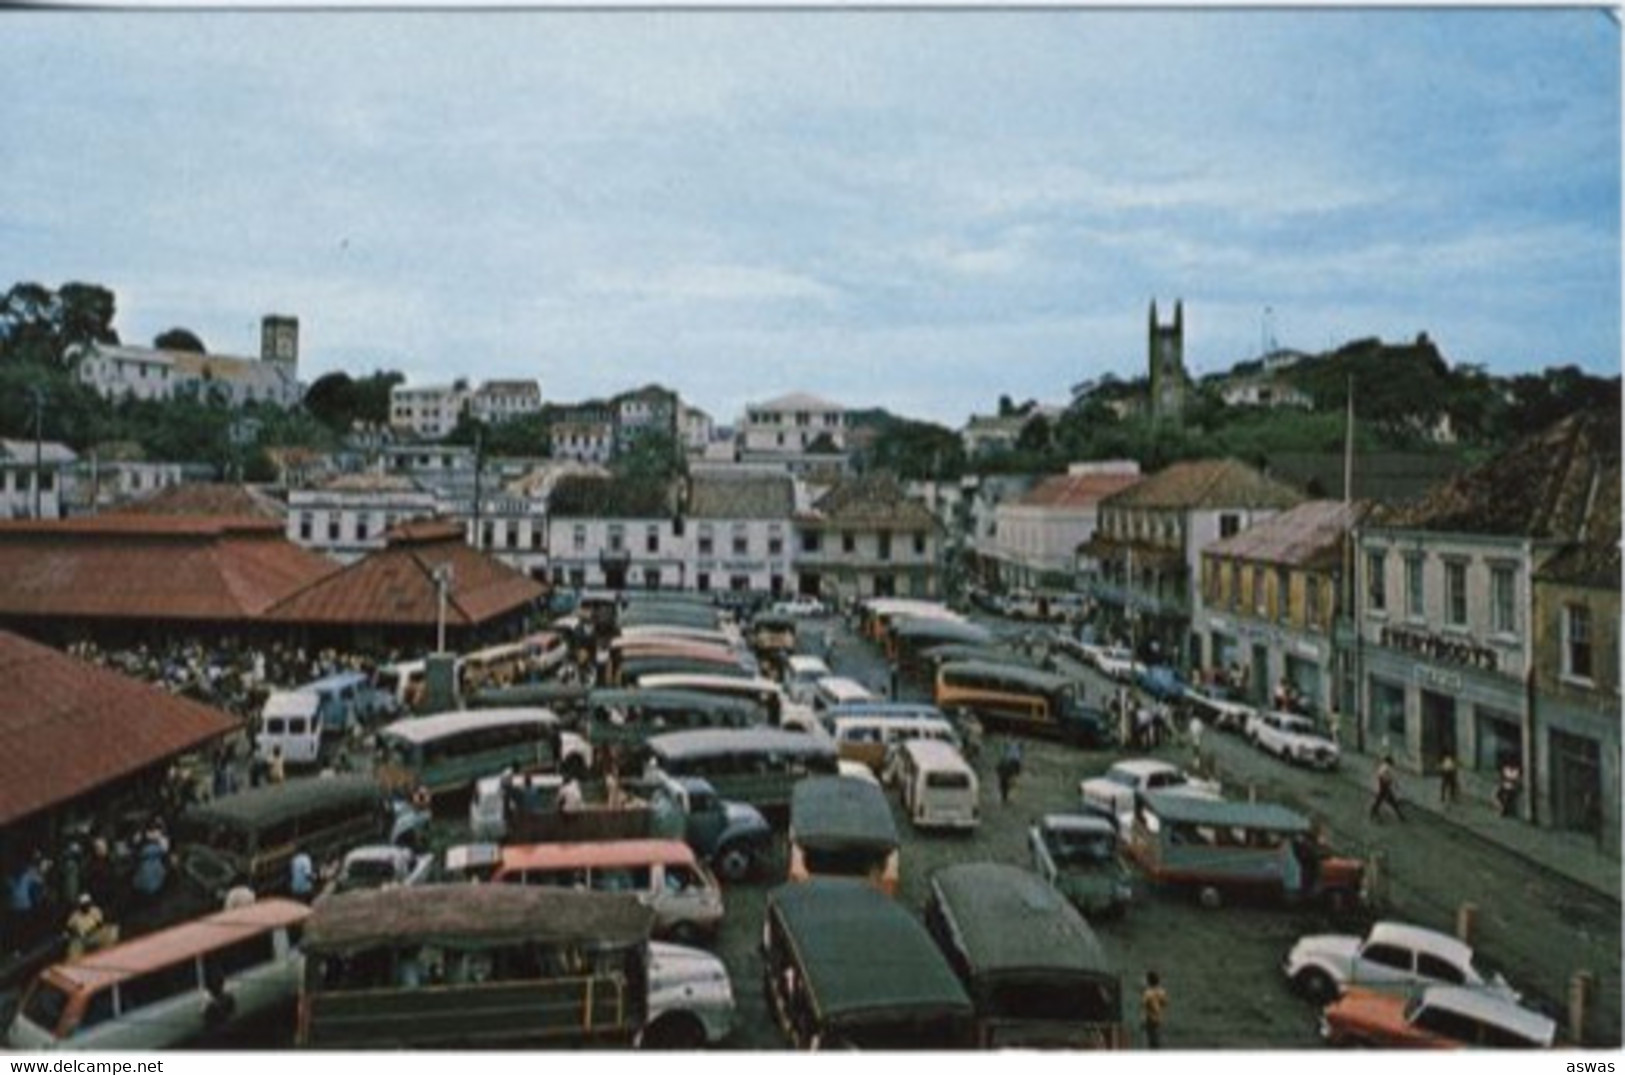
[
  {"left": 1079, "top": 758, "right": 1222, "bottom": 833},
  {"left": 1091, "top": 646, "right": 1143, "bottom": 682},
  {"left": 1320, "top": 984, "right": 1555, "bottom": 1049},
  {"left": 1283, "top": 920, "right": 1519, "bottom": 1004},
  {"left": 1183, "top": 682, "right": 1255, "bottom": 733},
  {"left": 1135, "top": 665, "right": 1187, "bottom": 703},
  {"left": 769, "top": 597, "right": 826, "bottom": 617},
  {"left": 1250, "top": 709, "right": 1340, "bottom": 770},
  {"left": 1028, "top": 813, "right": 1133, "bottom": 919}
]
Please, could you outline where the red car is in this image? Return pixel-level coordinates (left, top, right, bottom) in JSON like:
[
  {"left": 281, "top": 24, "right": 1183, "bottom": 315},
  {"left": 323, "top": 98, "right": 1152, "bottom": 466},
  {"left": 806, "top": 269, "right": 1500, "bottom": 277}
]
[{"left": 1321, "top": 985, "right": 1555, "bottom": 1049}]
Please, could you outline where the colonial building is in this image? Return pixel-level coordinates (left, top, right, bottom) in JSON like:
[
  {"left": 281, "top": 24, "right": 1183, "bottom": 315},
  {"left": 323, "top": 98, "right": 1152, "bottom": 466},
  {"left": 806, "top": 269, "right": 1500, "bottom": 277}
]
[
  {"left": 287, "top": 474, "right": 439, "bottom": 564},
  {"left": 738, "top": 391, "right": 850, "bottom": 474},
  {"left": 389, "top": 382, "right": 470, "bottom": 440},
  {"left": 0, "top": 439, "right": 77, "bottom": 520},
  {"left": 70, "top": 445, "right": 210, "bottom": 516},
  {"left": 1084, "top": 458, "right": 1302, "bottom": 665},
  {"left": 793, "top": 473, "right": 941, "bottom": 603},
  {"left": 989, "top": 461, "right": 1141, "bottom": 591},
  {"left": 546, "top": 475, "right": 682, "bottom": 591},
  {"left": 546, "top": 401, "right": 616, "bottom": 464},
  {"left": 613, "top": 385, "right": 681, "bottom": 455},
  {"left": 1353, "top": 409, "right": 1620, "bottom": 841},
  {"left": 680, "top": 405, "right": 715, "bottom": 455},
  {"left": 959, "top": 408, "right": 1062, "bottom": 459},
  {"left": 1195, "top": 499, "right": 1370, "bottom": 718},
  {"left": 687, "top": 467, "right": 796, "bottom": 596},
  {"left": 469, "top": 379, "right": 542, "bottom": 426}
]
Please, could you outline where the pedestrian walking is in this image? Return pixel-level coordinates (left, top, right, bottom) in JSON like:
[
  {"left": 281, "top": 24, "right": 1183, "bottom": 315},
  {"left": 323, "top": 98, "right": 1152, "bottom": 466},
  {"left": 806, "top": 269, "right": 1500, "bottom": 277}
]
[
  {"left": 289, "top": 847, "right": 315, "bottom": 901},
  {"left": 1438, "top": 754, "right": 1459, "bottom": 805},
  {"left": 996, "top": 740, "right": 1023, "bottom": 804},
  {"left": 1141, "top": 970, "right": 1169, "bottom": 1049},
  {"left": 267, "top": 745, "right": 286, "bottom": 786},
  {"left": 1369, "top": 755, "right": 1405, "bottom": 822}
]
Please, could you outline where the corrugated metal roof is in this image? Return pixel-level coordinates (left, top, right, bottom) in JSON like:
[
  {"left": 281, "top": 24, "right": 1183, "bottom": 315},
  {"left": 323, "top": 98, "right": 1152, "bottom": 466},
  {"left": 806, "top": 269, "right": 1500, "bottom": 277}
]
[
  {"left": 1101, "top": 458, "right": 1303, "bottom": 511},
  {"left": 0, "top": 516, "right": 336, "bottom": 621},
  {"left": 265, "top": 527, "right": 542, "bottom": 628},
  {"left": 1203, "top": 500, "right": 1370, "bottom": 568},
  {"left": 687, "top": 471, "right": 795, "bottom": 520},
  {"left": 807, "top": 475, "right": 937, "bottom": 530},
  {"left": 0, "top": 630, "right": 239, "bottom": 826}
]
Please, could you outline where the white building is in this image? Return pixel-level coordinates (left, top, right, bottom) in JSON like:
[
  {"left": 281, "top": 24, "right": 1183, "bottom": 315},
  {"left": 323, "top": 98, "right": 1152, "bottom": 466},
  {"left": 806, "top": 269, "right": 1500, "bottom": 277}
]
[
  {"left": 390, "top": 383, "right": 471, "bottom": 440},
  {"left": 73, "top": 345, "right": 179, "bottom": 402},
  {"left": 551, "top": 417, "right": 615, "bottom": 464},
  {"left": 680, "top": 405, "right": 715, "bottom": 455},
  {"left": 0, "top": 439, "right": 77, "bottom": 520},
  {"left": 614, "top": 385, "right": 680, "bottom": 454},
  {"left": 738, "top": 391, "right": 849, "bottom": 474},
  {"left": 686, "top": 467, "right": 797, "bottom": 595},
  {"left": 990, "top": 461, "right": 1142, "bottom": 589},
  {"left": 287, "top": 474, "right": 439, "bottom": 563},
  {"left": 469, "top": 380, "right": 542, "bottom": 426}
]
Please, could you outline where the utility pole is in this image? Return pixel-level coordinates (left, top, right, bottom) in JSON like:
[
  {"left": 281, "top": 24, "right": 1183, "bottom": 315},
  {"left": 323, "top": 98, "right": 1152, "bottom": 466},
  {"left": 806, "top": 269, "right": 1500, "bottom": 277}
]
[
  {"left": 29, "top": 386, "right": 46, "bottom": 519},
  {"left": 433, "top": 565, "right": 454, "bottom": 654}
]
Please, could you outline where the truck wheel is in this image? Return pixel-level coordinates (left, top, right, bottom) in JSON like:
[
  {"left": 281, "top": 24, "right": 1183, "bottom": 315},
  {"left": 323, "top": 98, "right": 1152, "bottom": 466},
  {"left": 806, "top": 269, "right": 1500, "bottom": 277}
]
[
  {"left": 714, "top": 845, "right": 755, "bottom": 883},
  {"left": 639, "top": 1013, "right": 708, "bottom": 1050}
]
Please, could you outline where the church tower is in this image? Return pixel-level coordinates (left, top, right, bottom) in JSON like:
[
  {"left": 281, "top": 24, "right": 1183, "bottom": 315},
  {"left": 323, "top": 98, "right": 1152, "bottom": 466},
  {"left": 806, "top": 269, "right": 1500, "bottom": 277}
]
[
  {"left": 1148, "top": 299, "right": 1187, "bottom": 423},
  {"left": 261, "top": 314, "right": 299, "bottom": 373}
]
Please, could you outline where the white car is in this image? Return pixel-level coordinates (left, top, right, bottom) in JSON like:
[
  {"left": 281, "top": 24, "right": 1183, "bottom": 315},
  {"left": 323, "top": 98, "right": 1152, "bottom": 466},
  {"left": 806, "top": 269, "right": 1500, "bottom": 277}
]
[
  {"left": 1183, "top": 684, "right": 1256, "bottom": 733},
  {"left": 770, "top": 597, "right": 826, "bottom": 617},
  {"left": 1091, "top": 646, "right": 1144, "bottom": 682},
  {"left": 1079, "top": 758, "right": 1223, "bottom": 831},
  {"left": 1284, "top": 920, "right": 1520, "bottom": 1005},
  {"left": 319, "top": 845, "right": 433, "bottom": 900},
  {"left": 1251, "top": 710, "right": 1340, "bottom": 770},
  {"left": 638, "top": 941, "right": 736, "bottom": 1048}
]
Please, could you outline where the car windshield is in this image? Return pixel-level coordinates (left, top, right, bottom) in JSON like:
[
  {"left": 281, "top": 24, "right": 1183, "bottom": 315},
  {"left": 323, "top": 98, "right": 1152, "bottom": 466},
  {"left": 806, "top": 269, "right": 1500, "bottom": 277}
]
[
  {"left": 1048, "top": 829, "right": 1117, "bottom": 866},
  {"left": 1104, "top": 770, "right": 1139, "bottom": 789}
]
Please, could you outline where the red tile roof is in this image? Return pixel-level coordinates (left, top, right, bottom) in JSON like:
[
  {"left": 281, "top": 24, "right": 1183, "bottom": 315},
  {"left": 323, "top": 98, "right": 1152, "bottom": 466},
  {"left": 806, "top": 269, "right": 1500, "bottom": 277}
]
[
  {"left": 0, "top": 517, "right": 338, "bottom": 622},
  {"left": 266, "top": 526, "right": 543, "bottom": 629},
  {"left": 0, "top": 631, "right": 239, "bottom": 826},
  {"left": 1203, "top": 500, "right": 1373, "bottom": 570},
  {"left": 1015, "top": 471, "right": 1143, "bottom": 509},
  {"left": 1101, "top": 458, "right": 1304, "bottom": 511}
]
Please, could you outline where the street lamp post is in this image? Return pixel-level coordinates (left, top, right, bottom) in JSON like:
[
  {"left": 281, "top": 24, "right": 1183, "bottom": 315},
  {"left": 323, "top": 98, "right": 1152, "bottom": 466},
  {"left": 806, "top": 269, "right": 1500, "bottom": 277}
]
[{"left": 432, "top": 564, "right": 454, "bottom": 654}]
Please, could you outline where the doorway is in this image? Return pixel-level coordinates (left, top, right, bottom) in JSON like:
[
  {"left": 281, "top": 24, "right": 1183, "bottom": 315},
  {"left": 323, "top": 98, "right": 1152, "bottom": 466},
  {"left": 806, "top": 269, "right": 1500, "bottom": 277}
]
[{"left": 1420, "top": 689, "right": 1458, "bottom": 768}]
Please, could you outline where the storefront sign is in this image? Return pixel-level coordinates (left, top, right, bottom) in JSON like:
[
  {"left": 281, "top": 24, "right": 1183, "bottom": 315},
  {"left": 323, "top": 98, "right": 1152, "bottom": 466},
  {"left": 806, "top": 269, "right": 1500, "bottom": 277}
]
[
  {"left": 1381, "top": 624, "right": 1500, "bottom": 673},
  {"left": 1415, "top": 665, "right": 1464, "bottom": 692}
]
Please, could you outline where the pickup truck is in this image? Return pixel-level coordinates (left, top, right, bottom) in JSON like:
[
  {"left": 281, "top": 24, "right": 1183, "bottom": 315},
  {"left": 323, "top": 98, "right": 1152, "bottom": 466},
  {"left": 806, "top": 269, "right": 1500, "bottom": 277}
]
[{"left": 470, "top": 771, "right": 774, "bottom": 882}]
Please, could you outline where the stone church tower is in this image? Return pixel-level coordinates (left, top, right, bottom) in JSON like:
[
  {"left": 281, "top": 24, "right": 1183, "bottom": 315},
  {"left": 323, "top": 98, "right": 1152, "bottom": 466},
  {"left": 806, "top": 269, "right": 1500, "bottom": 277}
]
[
  {"left": 1148, "top": 299, "right": 1187, "bottom": 423},
  {"left": 261, "top": 314, "right": 299, "bottom": 375}
]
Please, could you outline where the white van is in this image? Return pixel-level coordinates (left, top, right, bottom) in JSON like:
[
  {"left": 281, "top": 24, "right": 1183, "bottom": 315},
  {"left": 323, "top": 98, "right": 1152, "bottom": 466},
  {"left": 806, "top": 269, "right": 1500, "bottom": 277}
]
[
  {"left": 835, "top": 713, "right": 960, "bottom": 776},
  {"left": 813, "top": 675, "right": 877, "bottom": 713},
  {"left": 783, "top": 655, "right": 833, "bottom": 706},
  {"left": 895, "top": 739, "right": 980, "bottom": 831},
  {"left": 255, "top": 691, "right": 323, "bottom": 766}
]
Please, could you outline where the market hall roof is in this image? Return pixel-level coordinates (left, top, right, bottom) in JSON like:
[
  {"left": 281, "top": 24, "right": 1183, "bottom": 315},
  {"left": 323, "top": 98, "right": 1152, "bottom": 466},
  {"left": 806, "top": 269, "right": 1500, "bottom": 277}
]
[
  {"left": 1014, "top": 469, "right": 1143, "bottom": 509},
  {"left": 0, "top": 515, "right": 337, "bottom": 623},
  {"left": 264, "top": 520, "right": 543, "bottom": 629},
  {"left": 1099, "top": 458, "right": 1304, "bottom": 512},
  {"left": 0, "top": 629, "right": 239, "bottom": 827}
]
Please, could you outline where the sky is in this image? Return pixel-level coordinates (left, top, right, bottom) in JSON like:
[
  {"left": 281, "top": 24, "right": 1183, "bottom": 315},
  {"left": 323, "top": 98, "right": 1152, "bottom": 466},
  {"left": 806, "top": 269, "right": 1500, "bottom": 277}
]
[{"left": 1, "top": 8, "right": 1619, "bottom": 428}]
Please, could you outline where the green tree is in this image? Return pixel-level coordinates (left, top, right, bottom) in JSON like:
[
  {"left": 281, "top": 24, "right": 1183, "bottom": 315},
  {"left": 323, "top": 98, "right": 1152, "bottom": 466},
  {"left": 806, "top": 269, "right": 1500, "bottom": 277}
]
[
  {"left": 614, "top": 430, "right": 685, "bottom": 481},
  {"left": 153, "top": 327, "right": 207, "bottom": 353}
]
